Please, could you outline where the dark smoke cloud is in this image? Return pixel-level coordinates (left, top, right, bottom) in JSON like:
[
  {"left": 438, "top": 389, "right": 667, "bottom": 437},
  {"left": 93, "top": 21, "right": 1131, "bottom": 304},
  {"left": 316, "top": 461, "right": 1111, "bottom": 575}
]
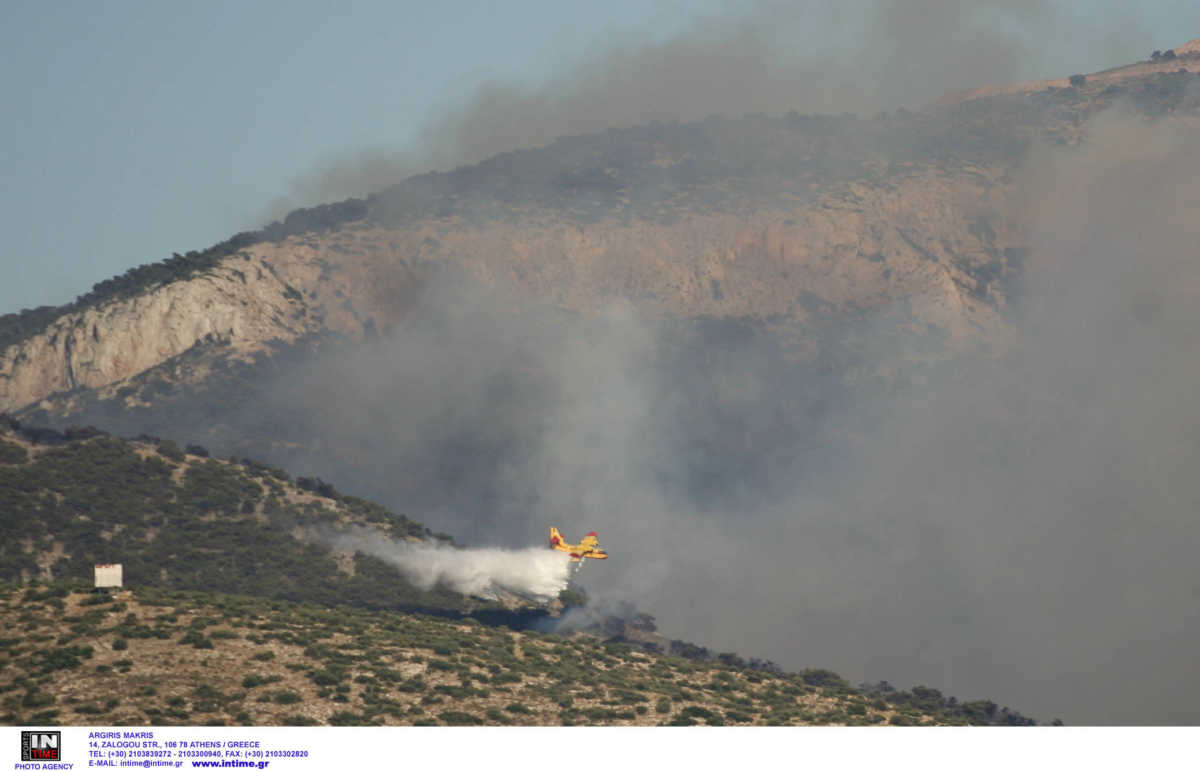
[
  {"left": 252, "top": 104, "right": 1200, "bottom": 725},
  {"left": 822, "top": 109, "right": 1200, "bottom": 725},
  {"left": 263, "top": 0, "right": 1153, "bottom": 216},
  {"left": 615, "top": 108, "right": 1200, "bottom": 726},
  {"left": 237, "top": 4, "right": 1200, "bottom": 725}
]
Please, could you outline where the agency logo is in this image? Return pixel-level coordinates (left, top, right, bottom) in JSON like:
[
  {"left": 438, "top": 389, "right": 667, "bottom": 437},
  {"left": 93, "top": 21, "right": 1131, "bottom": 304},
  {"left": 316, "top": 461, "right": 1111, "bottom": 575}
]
[{"left": 20, "top": 731, "right": 61, "bottom": 762}]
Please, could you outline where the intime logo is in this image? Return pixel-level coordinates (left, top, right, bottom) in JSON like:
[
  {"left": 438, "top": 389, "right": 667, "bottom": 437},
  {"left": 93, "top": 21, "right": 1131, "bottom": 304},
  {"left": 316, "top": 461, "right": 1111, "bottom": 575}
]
[{"left": 21, "top": 731, "right": 61, "bottom": 761}]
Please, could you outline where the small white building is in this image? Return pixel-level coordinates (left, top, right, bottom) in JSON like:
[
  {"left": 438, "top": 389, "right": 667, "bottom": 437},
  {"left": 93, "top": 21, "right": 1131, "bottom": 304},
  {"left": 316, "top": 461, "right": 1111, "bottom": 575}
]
[{"left": 94, "top": 563, "right": 123, "bottom": 589}]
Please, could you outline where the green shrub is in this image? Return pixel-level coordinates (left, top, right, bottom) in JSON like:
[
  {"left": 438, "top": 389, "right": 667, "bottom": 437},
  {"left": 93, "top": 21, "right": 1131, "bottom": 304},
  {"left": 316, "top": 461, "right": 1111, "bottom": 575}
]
[
  {"left": 490, "top": 671, "right": 521, "bottom": 684},
  {"left": 800, "top": 668, "right": 847, "bottom": 688},
  {"left": 584, "top": 707, "right": 617, "bottom": 722},
  {"left": 177, "top": 630, "right": 213, "bottom": 648},
  {"left": 680, "top": 706, "right": 721, "bottom": 725},
  {"left": 0, "top": 440, "right": 29, "bottom": 465},
  {"left": 328, "top": 711, "right": 370, "bottom": 726},
  {"left": 282, "top": 714, "right": 318, "bottom": 726},
  {"left": 439, "top": 710, "right": 483, "bottom": 726},
  {"left": 31, "top": 645, "right": 93, "bottom": 674},
  {"left": 309, "top": 668, "right": 346, "bottom": 686}
]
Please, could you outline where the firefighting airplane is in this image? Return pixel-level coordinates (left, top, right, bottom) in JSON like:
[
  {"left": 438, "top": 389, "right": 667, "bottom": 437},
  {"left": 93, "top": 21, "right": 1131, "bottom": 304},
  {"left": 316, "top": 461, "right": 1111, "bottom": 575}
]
[{"left": 549, "top": 527, "right": 609, "bottom": 562}]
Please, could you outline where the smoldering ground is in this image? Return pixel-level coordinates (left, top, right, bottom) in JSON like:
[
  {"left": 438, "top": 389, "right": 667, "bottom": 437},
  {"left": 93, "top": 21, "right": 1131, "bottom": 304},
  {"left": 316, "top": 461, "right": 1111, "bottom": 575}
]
[{"left": 251, "top": 105, "right": 1200, "bottom": 725}]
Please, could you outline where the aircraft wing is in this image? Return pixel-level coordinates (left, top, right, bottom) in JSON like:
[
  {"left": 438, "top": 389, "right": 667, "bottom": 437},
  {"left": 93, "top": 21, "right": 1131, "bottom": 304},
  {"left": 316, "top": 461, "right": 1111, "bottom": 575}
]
[{"left": 580, "top": 531, "right": 600, "bottom": 548}]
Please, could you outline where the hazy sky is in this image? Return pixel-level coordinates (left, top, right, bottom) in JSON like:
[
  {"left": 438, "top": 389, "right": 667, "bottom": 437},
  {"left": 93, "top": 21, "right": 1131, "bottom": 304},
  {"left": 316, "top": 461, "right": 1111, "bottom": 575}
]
[{"left": 2, "top": 0, "right": 1197, "bottom": 315}]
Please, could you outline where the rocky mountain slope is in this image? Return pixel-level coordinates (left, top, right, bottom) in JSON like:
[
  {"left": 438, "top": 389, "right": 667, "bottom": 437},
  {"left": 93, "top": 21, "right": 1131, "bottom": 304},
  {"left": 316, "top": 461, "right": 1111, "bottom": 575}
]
[
  {"left": 4, "top": 170, "right": 1013, "bottom": 415},
  {"left": 7, "top": 44, "right": 1200, "bottom": 420},
  {"left": 0, "top": 98, "right": 1033, "bottom": 414}
]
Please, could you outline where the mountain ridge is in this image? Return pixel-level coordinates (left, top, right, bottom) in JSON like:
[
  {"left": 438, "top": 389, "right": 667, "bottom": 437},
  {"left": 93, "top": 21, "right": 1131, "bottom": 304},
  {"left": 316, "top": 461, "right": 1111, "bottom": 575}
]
[
  {"left": 939, "top": 38, "right": 1200, "bottom": 104},
  {"left": 10, "top": 43, "right": 1199, "bottom": 416},
  {"left": 3, "top": 131, "right": 1024, "bottom": 413}
]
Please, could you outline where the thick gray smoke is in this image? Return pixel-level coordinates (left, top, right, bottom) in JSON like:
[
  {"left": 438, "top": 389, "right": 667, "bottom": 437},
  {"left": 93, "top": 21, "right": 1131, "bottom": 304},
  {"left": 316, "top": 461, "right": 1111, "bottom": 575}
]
[
  {"left": 265, "top": 0, "right": 1155, "bottom": 214},
  {"left": 331, "top": 526, "right": 572, "bottom": 602},
  {"left": 258, "top": 105, "right": 1200, "bottom": 725},
  {"left": 224, "top": 3, "right": 1200, "bottom": 725}
]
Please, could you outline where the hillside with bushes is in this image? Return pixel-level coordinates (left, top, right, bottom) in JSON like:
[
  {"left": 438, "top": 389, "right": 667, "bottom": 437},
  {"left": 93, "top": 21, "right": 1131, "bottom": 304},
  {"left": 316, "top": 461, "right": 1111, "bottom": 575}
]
[
  {"left": 0, "top": 585, "right": 1042, "bottom": 727},
  {"left": 0, "top": 416, "right": 487, "bottom": 618},
  {"left": 0, "top": 417, "right": 1048, "bottom": 726}
]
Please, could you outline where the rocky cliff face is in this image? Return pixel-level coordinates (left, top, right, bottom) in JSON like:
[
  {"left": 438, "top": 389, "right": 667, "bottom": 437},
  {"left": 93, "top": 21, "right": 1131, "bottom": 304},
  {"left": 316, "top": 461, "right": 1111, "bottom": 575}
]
[
  {"left": 0, "top": 163, "right": 1021, "bottom": 414},
  {"left": 0, "top": 247, "right": 378, "bottom": 412},
  {"left": 8, "top": 176, "right": 1021, "bottom": 413},
  {"left": 11, "top": 41, "right": 1200, "bottom": 418}
]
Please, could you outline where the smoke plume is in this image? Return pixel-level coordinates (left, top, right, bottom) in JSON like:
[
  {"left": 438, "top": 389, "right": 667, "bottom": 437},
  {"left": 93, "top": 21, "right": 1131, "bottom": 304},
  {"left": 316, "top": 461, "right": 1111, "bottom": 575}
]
[
  {"left": 253, "top": 103, "right": 1200, "bottom": 725},
  {"left": 264, "top": 0, "right": 1154, "bottom": 215},
  {"left": 156, "top": 1, "right": 1200, "bottom": 726}
]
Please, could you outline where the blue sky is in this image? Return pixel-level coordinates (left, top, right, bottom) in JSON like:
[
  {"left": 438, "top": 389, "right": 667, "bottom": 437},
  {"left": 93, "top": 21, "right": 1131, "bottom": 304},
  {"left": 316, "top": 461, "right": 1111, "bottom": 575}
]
[{"left": 2, "top": 0, "right": 1197, "bottom": 315}]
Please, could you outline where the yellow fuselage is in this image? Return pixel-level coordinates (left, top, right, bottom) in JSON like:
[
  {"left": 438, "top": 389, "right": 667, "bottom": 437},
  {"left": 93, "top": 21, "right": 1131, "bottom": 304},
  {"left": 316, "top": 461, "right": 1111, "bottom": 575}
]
[{"left": 549, "top": 527, "right": 609, "bottom": 562}]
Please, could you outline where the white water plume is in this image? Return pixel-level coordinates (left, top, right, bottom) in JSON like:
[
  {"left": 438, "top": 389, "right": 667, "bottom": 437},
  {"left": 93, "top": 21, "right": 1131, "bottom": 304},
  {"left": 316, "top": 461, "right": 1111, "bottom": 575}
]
[{"left": 332, "top": 528, "right": 572, "bottom": 602}]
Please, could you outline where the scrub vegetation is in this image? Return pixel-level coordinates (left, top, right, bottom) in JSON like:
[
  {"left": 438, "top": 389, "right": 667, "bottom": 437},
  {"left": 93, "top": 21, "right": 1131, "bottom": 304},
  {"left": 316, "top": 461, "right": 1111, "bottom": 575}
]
[
  {"left": 0, "top": 415, "right": 479, "bottom": 619},
  {"left": 0, "top": 416, "right": 1046, "bottom": 726},
  {"left": 0, "top": 585, "right": 1042, "bottom": 727}
]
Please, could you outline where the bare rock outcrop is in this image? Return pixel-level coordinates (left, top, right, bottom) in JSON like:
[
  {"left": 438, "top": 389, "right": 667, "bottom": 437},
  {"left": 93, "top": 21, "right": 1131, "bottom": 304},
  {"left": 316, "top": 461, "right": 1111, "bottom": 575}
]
[
  {"left": 2, "top": 253, "right": 325, "bottom": 412},
  {"left": 1, "top": 165, "right": 1019, "bottom": 413}
]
